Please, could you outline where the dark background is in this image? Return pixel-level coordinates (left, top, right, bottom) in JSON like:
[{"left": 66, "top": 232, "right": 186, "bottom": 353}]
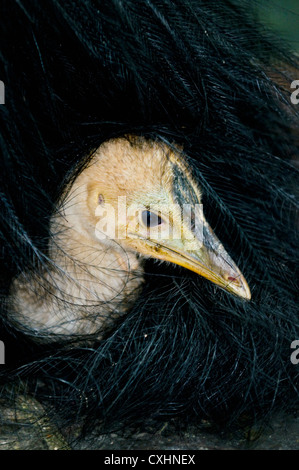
[{"left": 258, "top": 0, "right": 299, "bottom": 51}]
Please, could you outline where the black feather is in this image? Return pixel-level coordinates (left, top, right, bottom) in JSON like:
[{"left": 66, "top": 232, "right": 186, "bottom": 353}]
[{"left": 0, "top": 0, "right": 298, "bottom": 441}]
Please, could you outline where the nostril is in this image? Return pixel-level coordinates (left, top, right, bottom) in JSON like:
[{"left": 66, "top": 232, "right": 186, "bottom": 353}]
[{"left": 224, "top": 274, "right": 241, "bottom": 286}]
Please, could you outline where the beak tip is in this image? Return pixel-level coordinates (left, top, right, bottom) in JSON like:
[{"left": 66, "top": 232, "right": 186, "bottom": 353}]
[
  {"left": 223, "top": 273, "right": 251, "bottom": 300},
  {"left": 240, "top": 288, "right": 251, "bottom": 301},
  {"left": 236, "top": 280, "right": 252, "bottom": 301}
]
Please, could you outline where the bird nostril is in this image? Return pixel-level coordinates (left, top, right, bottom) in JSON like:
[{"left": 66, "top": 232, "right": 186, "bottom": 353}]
[{"left": 224, "top": 274, "right": 241, "bottom": 286}]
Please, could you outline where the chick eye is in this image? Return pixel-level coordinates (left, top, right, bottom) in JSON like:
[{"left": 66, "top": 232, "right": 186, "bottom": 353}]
[{"left": 141, "top": 210, "right": 163, "bottom": 228}]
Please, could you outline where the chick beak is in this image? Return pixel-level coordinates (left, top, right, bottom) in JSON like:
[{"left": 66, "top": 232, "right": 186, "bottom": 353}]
[{"left": 151, "top": 217, "right": 251, "bottom": 300}]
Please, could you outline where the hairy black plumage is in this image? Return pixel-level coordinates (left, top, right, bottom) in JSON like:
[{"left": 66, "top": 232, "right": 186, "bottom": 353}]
[{"left": 0, "top": 0, "right": 298, "bottom": 440}]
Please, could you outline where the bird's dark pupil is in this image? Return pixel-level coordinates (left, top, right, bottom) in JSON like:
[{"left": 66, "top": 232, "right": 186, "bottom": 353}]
[{"left": 142, "top": 210, "right": 162, "bottom": 227}]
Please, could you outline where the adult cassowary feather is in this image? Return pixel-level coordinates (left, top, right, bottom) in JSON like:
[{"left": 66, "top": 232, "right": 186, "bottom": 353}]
[{"left": 0, "top": 0, "right": 298, "bottom": 445}]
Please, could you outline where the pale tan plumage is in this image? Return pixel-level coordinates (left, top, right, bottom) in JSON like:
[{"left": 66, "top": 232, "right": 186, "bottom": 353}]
[{"left": 9, "top": 136, "right": 250, "bottom": 341}]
